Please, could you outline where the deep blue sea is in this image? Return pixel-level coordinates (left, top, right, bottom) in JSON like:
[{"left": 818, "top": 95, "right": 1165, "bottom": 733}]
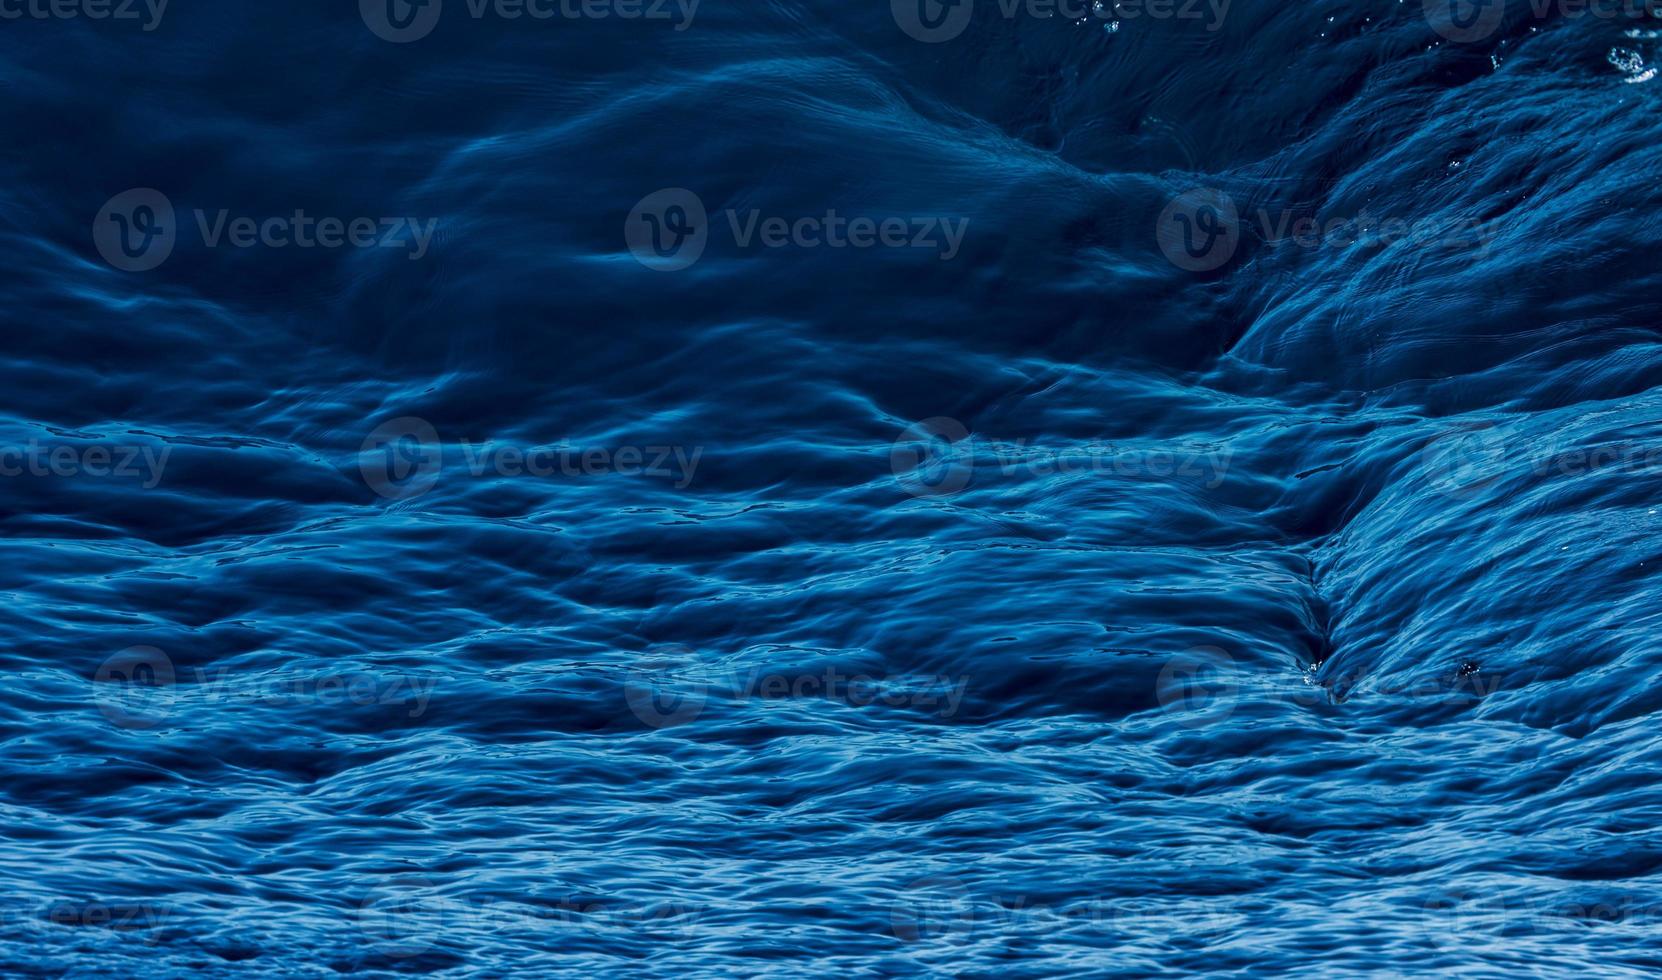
[{"left": 3, "top": 0, "right": 1662, "bottom": 975}]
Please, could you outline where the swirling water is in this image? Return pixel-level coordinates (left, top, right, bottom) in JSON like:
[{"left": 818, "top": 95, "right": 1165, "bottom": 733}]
[{"left": 3, "top": 0, "right": 1662, "bottom": 975}]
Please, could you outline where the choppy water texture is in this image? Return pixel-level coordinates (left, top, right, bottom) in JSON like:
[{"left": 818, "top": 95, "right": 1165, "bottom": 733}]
[{"left": 4, "top": 0, "right": 1662, "bottom": 975}]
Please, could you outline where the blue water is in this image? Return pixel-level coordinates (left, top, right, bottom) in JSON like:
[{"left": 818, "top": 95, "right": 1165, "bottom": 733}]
[{"left": 4, "top": 0, "right": 1662, "bottom": 974}]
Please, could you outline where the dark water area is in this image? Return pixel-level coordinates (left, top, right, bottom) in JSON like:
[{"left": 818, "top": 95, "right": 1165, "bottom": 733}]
[{"left": 4, "top": 0, "right": 1662, "bottom": 974}]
